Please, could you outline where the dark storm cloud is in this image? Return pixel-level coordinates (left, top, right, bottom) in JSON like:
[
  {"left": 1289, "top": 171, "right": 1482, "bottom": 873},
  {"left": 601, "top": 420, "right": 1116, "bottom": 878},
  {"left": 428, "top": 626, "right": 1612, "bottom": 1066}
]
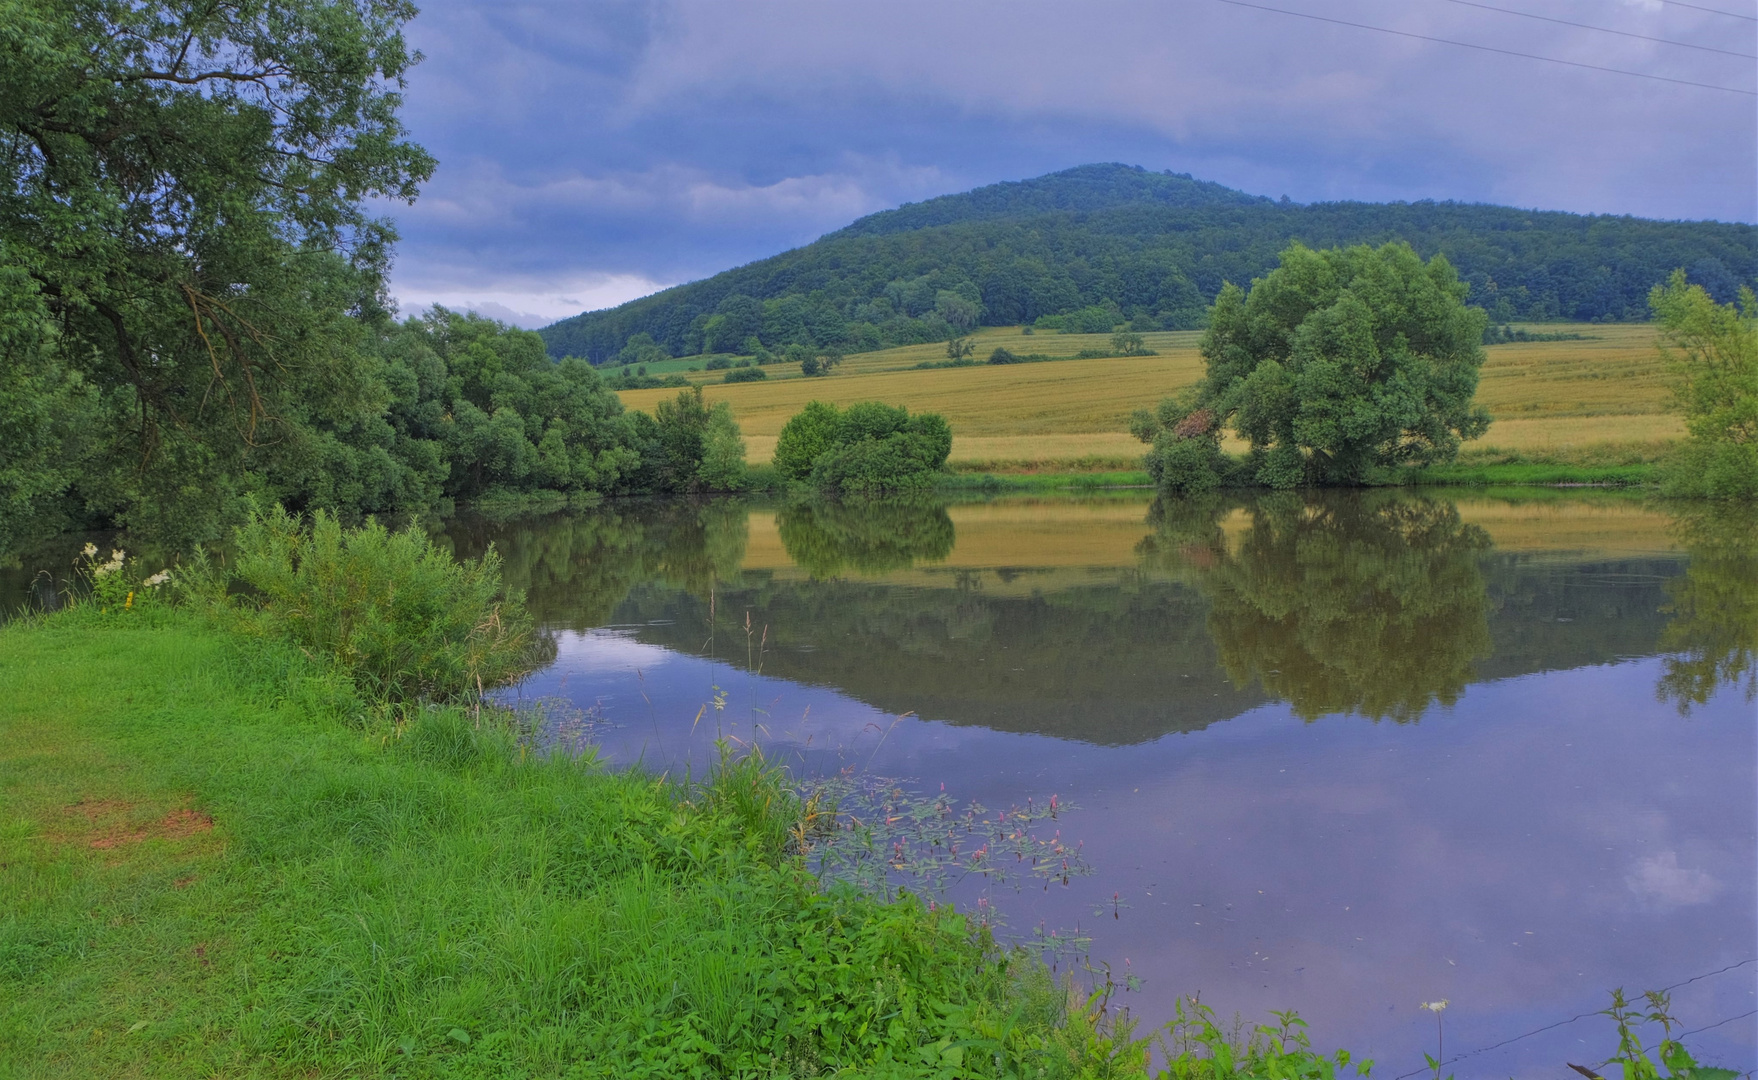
[{"left": 385, "top": 0, "right": 1758, "bottom": 324}]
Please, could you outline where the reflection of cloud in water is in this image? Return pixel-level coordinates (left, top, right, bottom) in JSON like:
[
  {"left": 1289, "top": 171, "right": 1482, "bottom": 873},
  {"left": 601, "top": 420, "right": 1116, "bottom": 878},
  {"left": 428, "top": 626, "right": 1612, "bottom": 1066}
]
[
  {"left": 551, "top": 629, "right": 680, "bottom": 673},
  {"left": 1627, "top": 851, "right": 1721, "bottom": 909}
]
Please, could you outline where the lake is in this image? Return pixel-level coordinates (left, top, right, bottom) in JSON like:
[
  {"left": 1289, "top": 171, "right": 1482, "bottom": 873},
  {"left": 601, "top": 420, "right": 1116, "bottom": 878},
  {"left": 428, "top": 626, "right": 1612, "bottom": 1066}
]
[
  {"left": 5, "top": 489, "right": 1748, "bottom": 1075},
  {"left": 438, "top": 489, "right": 1756, "bottom": 1078}
]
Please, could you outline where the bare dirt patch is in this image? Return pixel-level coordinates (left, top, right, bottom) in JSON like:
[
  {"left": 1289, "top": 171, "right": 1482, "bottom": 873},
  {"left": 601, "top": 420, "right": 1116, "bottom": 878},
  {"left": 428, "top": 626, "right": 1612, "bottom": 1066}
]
[{"left": 63, "top": 799, "right": 214, "bottom": 849}]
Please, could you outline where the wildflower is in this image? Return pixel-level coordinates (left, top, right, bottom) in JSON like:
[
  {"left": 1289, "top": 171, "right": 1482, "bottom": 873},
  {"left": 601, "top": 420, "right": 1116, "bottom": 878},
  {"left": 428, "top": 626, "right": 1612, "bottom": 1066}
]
[
  {"left": 1420, "top": 1000, "right": 1449, "bottom": 1013},
  {"left": 143, "top": 570, "right": 172, "bottom": 588},
  {"left": 125, "top": 591, "right": 134, "bottom": 610},
  {"left": 82, "top": 543, "right": 98, "bottom": 558}
]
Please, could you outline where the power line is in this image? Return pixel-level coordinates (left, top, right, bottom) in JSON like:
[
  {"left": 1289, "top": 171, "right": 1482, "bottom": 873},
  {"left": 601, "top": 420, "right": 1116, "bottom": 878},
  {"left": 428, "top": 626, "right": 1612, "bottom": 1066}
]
[
  {"left": 1439, "top": 0, "right": 1757, "bottom": 59},
  {"left": 1390, "top": 958, "right": 1758, "bottom": 1080},
  {"left": 1213, "top": 0, "right": 1758, "bottom": 95},
  {"left": 1647, "top": 0, "right": 1758, "bottom": 22},
  {"left": 1682, "top": 1008, "right": 1758, "bottom": 1039}
]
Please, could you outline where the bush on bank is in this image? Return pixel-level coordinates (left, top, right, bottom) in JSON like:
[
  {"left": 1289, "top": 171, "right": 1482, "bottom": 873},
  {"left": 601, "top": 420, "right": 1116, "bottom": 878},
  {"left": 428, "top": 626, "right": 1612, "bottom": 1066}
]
[{"left": 772, "top": 401, "right": 953, "bottom": 494}]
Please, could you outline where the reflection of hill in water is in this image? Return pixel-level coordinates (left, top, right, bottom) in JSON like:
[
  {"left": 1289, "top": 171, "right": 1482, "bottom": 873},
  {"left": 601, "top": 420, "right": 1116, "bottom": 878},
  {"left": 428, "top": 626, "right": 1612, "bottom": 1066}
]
[
  {"left": 439, "top": 493, "right": 1716, "bottom": 746},
  {"left": 615, "top": 575, "right": 1269, "bottom": 745},
  {"left": 614, "top": 555, "right": 1681, "bottom": 745},
  {"left": 1477, "top": 554, "right": 1683, "bottom": 683}
]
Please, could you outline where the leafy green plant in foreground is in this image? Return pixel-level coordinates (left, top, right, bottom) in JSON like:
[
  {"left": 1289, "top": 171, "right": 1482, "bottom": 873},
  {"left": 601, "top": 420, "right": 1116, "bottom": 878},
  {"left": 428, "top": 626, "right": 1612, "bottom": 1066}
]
[{"left": 193, "top": 504, "right": 540, "bottom": 705}]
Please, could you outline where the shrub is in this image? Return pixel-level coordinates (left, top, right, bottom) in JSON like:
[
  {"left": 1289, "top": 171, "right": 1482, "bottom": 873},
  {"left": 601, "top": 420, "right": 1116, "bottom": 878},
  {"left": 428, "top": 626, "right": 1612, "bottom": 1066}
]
[
  {"left": 988, "top": 346, "right": 1019, "bottom": 364},
  {"left": 704, "top": 356, "right": 731, "bottom": 370},
  {"left": 217, "top": 505, "right": 536, "bottom": 703},
  {"left": 723, "top": 366, "right": 767, "bottom": 383},
  {"left": 773, "top": 401, "right": 845, "bottom": 480},
  {"left": 773, "top": 401, "right": 952, "bottom": 493}
]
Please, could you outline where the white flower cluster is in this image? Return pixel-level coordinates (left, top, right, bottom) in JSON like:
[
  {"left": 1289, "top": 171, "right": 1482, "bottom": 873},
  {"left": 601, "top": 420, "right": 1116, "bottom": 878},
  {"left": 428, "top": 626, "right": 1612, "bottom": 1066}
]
[{"left": 89, "top": 547, "right": 127, "bottom": 578}]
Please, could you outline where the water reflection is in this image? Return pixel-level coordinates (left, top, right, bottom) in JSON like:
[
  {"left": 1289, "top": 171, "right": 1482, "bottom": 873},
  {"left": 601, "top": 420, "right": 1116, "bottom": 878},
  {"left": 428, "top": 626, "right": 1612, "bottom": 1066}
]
[
  {"left": 420, "top": 488, "right": 1758, "bottom": 738},
  {"left": 1658, "top": 501, "right": 1758, "bottom": 712},
  {"left": 436, "top": 498, "right": 746, "bottom": 631},
  {"left": 1143, "top": 493, "right": 1493, "bottom": 722},
  {"left": 478, "top": 490, "right": 1755, "bottom": 1072},
  {"left": 776, "top": 498, "right": 954, "bottom": 577}
]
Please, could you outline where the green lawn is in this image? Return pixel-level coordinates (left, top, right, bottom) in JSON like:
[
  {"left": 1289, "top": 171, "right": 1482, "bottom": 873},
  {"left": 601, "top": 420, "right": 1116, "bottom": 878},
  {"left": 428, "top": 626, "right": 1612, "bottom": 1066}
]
[{"left": 0, "top": 610, "right": 1099, "bottom": 1078}]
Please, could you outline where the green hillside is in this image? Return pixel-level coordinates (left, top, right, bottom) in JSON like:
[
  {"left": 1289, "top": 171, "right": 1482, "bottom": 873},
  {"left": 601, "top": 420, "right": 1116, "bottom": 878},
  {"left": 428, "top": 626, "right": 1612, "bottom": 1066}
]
[{"left": 538, "top": 164, "right": 1757, "bottom": 363}]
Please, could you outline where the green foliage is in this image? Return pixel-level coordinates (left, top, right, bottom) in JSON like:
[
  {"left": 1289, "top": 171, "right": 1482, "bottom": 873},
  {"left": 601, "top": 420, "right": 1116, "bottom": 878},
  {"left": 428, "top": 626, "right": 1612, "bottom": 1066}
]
[
  {"left": 1656, "top": 501, "right": 1758, "bottom": 712},
  {"left": 539, "top": 163, "right": 1755, "bottom": 363},
  {"left": 377, "top": 307, "right": 642, "bottom": 503},
  {"left": 1111, "top": 330, "right": 1149, "bottom": 356},
  {"left": 1156, "top": 998, "right": 1371, "bottom": 1079},
  {"left": 698, "top": 398, "right": 749, "bottom": 491},
  {"left": 1131, "top": 395, "right": 1224, "bottom": 495},
  {"left": 1142, "top": 492, "right": 1493, "bottom": 721},
  {"left": 1588, "top": 988, "right": 1741, "bottom": 1080},
  {"left": 0, "top": 0, "right": 433, "bottom": 544},
  {"left": 773, "top": 402, "right": 953, "bottom": 494},
  {"left": 774, "top": 401, "right": 848, "bottom": 481},
  {"left": 1167, "top": 241, "right": 1490, "bottom": 490},
  {"left": 723, "top": 365, "right": 768, "bottom": 382},
  {"left": 632, "top": 386, "right": 748, "bottom": 493},
  {"left": 773, "top": 401, "right": 952, "bottom": 492},
  {"left": 947, "top": 335, "right": 976, "bottom": 361},
  {"left": 990, "top": 346, "right": 1021, "bottom": 364},
  {"left": 199, "top": 505, "right": 536, "bottom": 704},
  {"left": 1649, "top": 271, "right": 1758, "bottom": 499},
  {"left": 1482, "top": 324, "right": 1590, "bottom": 344},
  {"left": 796, "top": 343, "right": 844, "bottom": 376},
  {"left": 776, "top": 498, "right": 955, "bottom": 577}
]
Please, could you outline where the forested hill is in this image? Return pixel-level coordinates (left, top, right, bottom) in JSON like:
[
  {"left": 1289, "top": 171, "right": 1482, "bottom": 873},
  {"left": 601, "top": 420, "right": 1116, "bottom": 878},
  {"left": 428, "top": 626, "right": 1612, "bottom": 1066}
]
[{"left": 538, "top": 164, "right": 1757, "bottom": 363}]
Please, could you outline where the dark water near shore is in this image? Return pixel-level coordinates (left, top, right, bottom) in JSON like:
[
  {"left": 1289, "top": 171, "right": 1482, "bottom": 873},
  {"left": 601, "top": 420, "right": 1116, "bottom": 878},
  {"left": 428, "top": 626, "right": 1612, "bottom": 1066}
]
[
  {"left": 432, "top": 490, "right": 1756, "bottom": 1078},
  {"left": 6, "top": 490, "right": 1750, "bottom": 1075}
]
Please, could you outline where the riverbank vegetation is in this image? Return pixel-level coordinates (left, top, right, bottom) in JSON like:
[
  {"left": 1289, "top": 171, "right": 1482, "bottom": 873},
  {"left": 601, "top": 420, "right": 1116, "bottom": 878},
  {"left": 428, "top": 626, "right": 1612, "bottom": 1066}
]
[
  {"left": 2, "top": 507, "right": 1401, "bottom": 1077},
  {"left": 0, "top": 3, "right": 751, "bottom": 559}
]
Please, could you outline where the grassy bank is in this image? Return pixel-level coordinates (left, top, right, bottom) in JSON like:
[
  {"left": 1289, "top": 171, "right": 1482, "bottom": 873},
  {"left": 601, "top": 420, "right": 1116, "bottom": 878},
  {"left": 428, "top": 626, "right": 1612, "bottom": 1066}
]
[
  {"left": 1, "top": 607, "right": 1149, "bottom": 1078},
  {"left": 936, "top": 460, "right": 1655, "bottom": 493}
]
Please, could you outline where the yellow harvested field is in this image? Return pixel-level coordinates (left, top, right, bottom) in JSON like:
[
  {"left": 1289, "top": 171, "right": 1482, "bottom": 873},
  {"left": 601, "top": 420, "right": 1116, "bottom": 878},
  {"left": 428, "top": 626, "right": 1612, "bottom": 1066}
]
[
  {"left": 1474, "top": 324, "right": 1670, "bottom": 418},
  {"left": 618, "top": 323, "right": 1676, "bottom": 469}
]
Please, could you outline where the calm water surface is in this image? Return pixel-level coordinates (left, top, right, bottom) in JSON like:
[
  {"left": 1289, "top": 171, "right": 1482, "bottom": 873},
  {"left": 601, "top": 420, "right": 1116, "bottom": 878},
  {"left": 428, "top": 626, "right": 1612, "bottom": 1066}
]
[{"left": 435, "top": 490, "right": 1756, "bottom": 1077}]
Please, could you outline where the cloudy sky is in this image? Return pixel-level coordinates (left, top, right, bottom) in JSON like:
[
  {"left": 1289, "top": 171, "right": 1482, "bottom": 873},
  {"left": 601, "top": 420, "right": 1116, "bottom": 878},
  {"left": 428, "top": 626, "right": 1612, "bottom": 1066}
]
[{"left": 383, "top": 0, "right": 1758, "bottom": 328}]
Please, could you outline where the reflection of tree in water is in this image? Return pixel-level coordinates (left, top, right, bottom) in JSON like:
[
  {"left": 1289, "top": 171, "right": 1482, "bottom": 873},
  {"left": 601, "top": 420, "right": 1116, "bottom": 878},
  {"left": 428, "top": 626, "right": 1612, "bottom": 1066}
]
[
  {"left": 1144, "top": 491, "right": 1493, "bottom": 722},
  {"left": 1658, "top": 502, "right": 1758, "bottom": 712},
  {"left": 436, "top": 499, "right": 749, "bottom": 631},
  {"left": 776, "top": 498, "right": 955, "bottom": 577}
]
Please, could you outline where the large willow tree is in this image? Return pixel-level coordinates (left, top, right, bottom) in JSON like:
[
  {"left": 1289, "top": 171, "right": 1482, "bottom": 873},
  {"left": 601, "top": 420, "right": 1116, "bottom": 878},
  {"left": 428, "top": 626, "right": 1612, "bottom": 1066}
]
[{"left": 0, "top": 0, "right": 433, "bottom": 545}]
